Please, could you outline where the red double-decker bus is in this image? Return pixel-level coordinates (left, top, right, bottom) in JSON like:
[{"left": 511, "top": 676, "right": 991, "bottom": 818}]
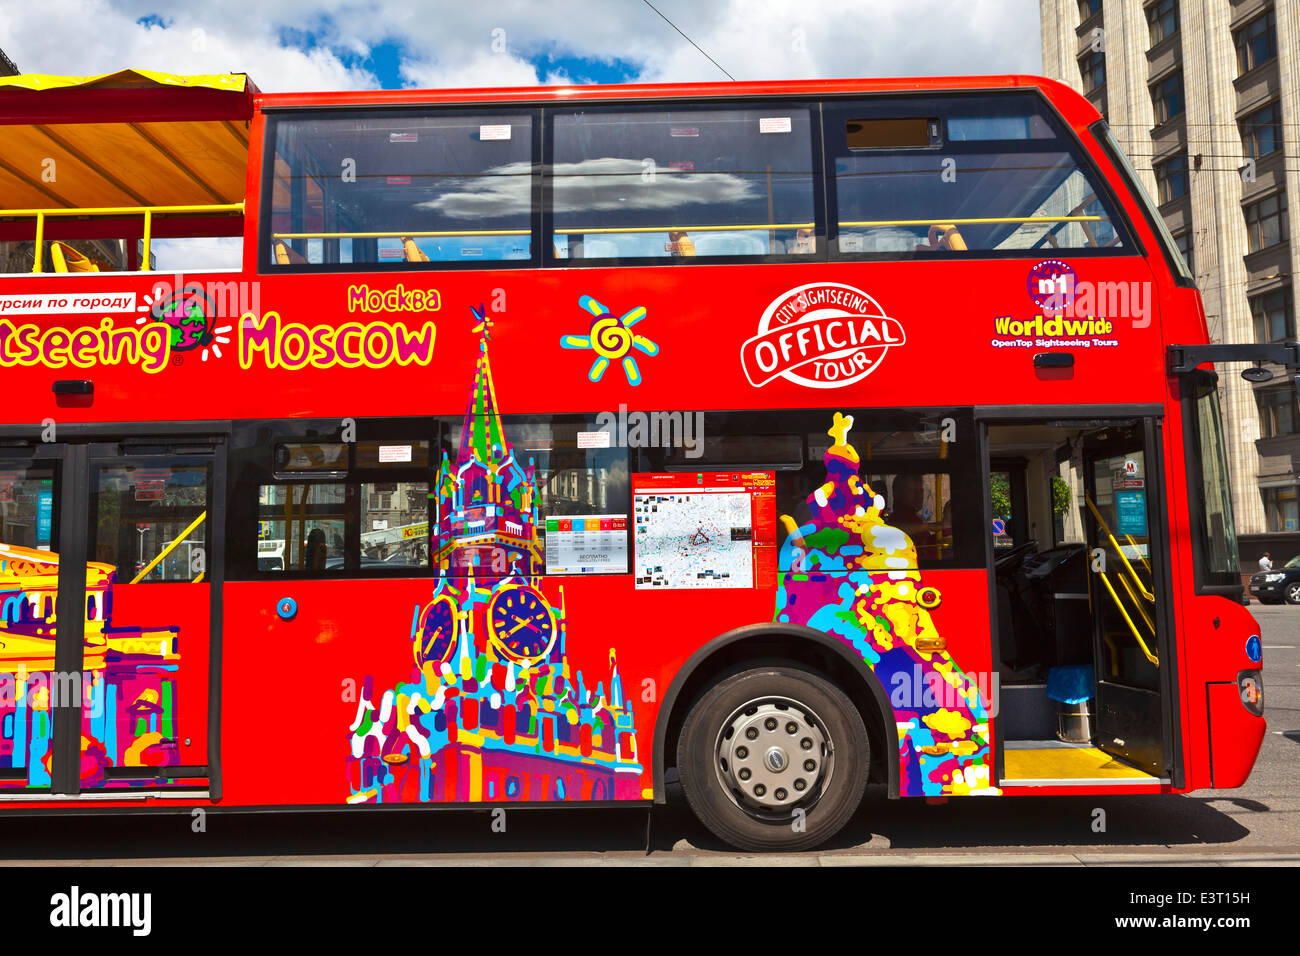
[{"left": 0, "top": 69, "right": 1275, "bottom": 851}]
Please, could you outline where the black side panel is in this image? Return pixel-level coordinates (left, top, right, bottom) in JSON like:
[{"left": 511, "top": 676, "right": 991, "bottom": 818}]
[
  {"left": 1094, "top": 683, "right": 1162, "bottom": 775},
  {"left": 51, "top": 443, "right": 88, "bottom": 795}
]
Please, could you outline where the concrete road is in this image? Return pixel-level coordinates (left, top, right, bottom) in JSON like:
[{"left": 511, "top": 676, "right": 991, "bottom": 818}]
[{"left": 1, "top": 603, "right": 1297, "bottom": 866}]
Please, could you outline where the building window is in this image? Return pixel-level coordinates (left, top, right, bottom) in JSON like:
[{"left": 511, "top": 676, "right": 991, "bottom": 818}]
[
  {"left": 1150, "top": 71, "right": 1185, "bottom": 125},
  {"left": 1079, "top": 50, "right": 1106, "bottom": 94},
  {"left": 1078, "top": 0, "right": 1102, "bottom": 20},
  {"left": 1262, "top": 486, "right": 1300, "bottom": 533},
  {"left": 1241, "top": 101, "right": 1283, "bottom": 160},
  {"left": 1251, "top": 286, "right": 1295, "bottom": 344},
  {"left": 1244, "top": 191, "right": 1288, "bottom": 253},
  {"left": 1173, "top": 230, "right": 1193, "bottom": 277},
  {"left": 1258, "top": 387, "right": 1300, "bottom": 438},
  {"left": 1147, "top": 0, "right": 1178, "bottom": 45},
  {"left": 1154, "top": 153, "right": 1188, "bottom": 203},
  {"left": 1234, "top": 10, "right": 1277, "bottom": 75}
]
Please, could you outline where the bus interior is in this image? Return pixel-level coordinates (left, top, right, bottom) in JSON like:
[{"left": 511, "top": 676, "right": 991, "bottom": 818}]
[{"left": 986, "top": 419, "right": 1168, "bottom": 787}]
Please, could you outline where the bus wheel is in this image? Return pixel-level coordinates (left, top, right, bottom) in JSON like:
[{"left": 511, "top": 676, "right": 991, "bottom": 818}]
[{"left": 676, "top": 666, "right": 869, "bottom": 852}]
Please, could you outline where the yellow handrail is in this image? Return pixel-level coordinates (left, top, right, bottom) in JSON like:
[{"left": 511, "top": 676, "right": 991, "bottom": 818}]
[
  {"left": 0, "top": 203, "right": 244, "bottom": 273},
  {"left": 838, "top": 215, "right": 1103, "bottom": 227},
  {"left": 1096, "top": 570, "right": 1159, "bottom": 666},
  {"left": 274, "top": 229, "right": 530, "bottom": 239},
  {"left": 1085, "top": 494, "right": 1155, "bottom": 601},
  {"left": 271, "top": 216, "right": 1099, "bottom": 241},
  {"left": 556, "top": 222, "right": 815, "bottom": 235},
  {"left": 1116, "top": 562, "right": 1157, "bottom": 635},
  {"left": 130, "top": 511, "right": 207, "bottom": 584}
]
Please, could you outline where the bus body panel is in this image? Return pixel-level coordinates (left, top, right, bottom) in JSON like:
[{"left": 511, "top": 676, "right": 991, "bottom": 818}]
[{"left": 0, "top": 73, "right": 1267, "bottom": 818}]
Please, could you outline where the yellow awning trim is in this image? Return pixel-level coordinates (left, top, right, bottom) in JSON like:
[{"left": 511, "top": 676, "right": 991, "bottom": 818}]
[{"left": 0, "top": 70, "right": 247, "bottom": 93}]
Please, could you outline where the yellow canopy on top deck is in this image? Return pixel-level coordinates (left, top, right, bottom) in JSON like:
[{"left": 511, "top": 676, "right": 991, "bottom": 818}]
[{"left": 0, "top": 69, "right": 255, "bottom": 211}]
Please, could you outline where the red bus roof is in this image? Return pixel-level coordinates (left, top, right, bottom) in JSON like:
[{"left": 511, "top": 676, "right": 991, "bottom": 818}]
[{"left": 255, "top": 74, "right": 1102, "bottom": 131}]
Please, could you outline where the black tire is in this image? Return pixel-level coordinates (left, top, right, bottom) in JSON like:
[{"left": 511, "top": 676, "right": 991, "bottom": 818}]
[
  {"left": 1285, "top": 583, "right": 1300, "bottom": 606},
  {"left": 676, "top": 665, "right": 869, "bottom": 852}
]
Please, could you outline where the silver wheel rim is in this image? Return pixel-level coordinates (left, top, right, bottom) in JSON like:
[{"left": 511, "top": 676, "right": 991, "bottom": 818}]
[
  {"left": 1288, "top": 584, "right": 1300, "bottom": 602},
  {"left": 713, "top": 695, "right": 834, "bottom": 819}
]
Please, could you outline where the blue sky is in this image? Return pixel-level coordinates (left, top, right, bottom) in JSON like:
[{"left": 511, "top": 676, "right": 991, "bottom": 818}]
[{"left": 1, "top": 1, "right": 1042, "bottom": 93}]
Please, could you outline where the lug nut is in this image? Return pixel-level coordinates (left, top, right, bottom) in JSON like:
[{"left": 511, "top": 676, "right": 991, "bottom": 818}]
[
  {"left": 800, "top": 738, "right": 813, "bottom": 750},
  {"left": 786, "top": 721, "right": 798, "bottom": 734},
  {"left": 803, "top": 759, "right": 816, "bottom": 772},
  {"left": 765, "top": 717, "right": 778, "bottom": 731},
  {"left": 794, "top": 778, "right": 807, "bottom": 791},
  {"left": 746, "top": 727, "right": 759, "bottom": 740},
  {"left": 775, "top": 788, "right": 788, "bottom": 801},
  {"left": 736, "top": 746, "right": 748, "bottom": 759}
]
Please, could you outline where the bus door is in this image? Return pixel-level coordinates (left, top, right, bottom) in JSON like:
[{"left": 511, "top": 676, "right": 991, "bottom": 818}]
[
  {"left": 0, "top": 436, "right": 220, "bottom": 797},
  {"left": 985, "top": 414, "right": 1173, "bottom": 785},
  {"left": 1078, "top": 421, "right": 1168, "bottom": 778}
]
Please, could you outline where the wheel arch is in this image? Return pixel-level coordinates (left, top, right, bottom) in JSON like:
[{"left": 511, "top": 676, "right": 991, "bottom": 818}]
[{"left": 652, "top": 622, "right": 899, "bottom": 803}]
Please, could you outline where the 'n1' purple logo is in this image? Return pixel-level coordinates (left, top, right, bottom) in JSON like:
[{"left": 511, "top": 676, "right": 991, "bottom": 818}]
[{"left": 1027, "top": 259, "right": 1078, "bottom": 314}]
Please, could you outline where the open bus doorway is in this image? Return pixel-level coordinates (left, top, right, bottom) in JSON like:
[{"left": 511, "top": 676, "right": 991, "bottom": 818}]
[{"left": 984, "top": 416, "right": 1173, "bottom": 787}]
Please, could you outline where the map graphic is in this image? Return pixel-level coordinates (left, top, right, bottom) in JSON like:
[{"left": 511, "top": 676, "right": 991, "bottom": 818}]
[{"left": 632, "top": 472, "right": 775, "bottom": 589}]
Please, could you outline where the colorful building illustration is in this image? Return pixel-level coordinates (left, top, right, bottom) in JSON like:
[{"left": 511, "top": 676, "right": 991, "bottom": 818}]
[
  {"left": 347, "top": 306, "right": 642, "bottom": 804},
  {"left": 775, "top": 412, "right": 998, "bottom": 797},
  {"left": 0, "top": 544, "right": 181, "bottom": 788}
]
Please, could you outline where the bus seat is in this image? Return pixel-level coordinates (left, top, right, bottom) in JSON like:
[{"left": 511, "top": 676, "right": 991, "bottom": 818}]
[
  {"left": 49, "top": 241, "right": 100, "bottom": 273},
  {"left": 274, "top": 240, "right": 307, "bottom": 265},
  {"left": 666, "top": 231, "right": 696, "bottom": 256},
  {"left": 401, "top": 237, "right": 430, "bottom": 262},
  {"left": 927, "top": 223, "right": 968, "bottom": 251}
]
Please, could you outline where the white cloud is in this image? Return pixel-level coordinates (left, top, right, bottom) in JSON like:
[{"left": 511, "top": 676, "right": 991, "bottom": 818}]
[
  {"left": 0, "top": 0, "right": 1041, "bottom": 93},
  {"left": 0, "top": 0, "right": 380, "bottom": 92},
  {"left": 151, "top": 236, "right": 242, "bottom": 271}
]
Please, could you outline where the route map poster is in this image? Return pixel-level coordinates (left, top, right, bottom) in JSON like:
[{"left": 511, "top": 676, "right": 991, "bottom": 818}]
[{"left": 632, "top": 471, "right": 777, "bottom": 590}]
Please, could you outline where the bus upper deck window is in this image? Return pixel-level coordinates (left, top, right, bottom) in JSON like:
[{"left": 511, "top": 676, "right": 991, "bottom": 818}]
[
  {"left": 551, "top": 107, "right": 817, "bottom": 262},
  {"left": 830, "top": 93, "right": 1131, "bottom": 257},
  {"left": 264, "top": 112, "right": 534, "bottom": 269}
]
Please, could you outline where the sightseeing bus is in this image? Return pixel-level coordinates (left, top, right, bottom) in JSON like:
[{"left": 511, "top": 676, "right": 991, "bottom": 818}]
[{"left": 0, "top": 69, "right": 1276, "bottom": 851}]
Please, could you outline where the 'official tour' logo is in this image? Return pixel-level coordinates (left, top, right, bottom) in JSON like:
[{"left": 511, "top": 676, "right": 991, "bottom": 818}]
[{"left": 740, "top": 282, "right": 905, "bottom": 389}]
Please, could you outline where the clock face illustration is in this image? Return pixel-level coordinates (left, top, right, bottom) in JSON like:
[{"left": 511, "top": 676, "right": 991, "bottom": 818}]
[
  {"left": 415, "top": 594, "right": 459, "bottom": 667},
  {"left": 487, "top": 585, "right": 557, "bottom": 662}
]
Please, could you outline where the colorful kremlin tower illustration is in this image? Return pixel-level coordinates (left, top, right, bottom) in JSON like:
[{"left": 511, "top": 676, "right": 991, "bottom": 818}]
[
  {"left": 775, "top": 412, "right": 997, "bottom": 797},
  {"left": 0, "top": 544, "right": 182, "bottom": 788},
  {"left": 346, "top": 306, "right": 642, "bottom": 804}
]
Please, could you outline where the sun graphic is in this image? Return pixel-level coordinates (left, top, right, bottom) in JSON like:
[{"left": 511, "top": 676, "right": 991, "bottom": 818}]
[{"left": 560, "top": 296, "right": 659, "bottom": 386}]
